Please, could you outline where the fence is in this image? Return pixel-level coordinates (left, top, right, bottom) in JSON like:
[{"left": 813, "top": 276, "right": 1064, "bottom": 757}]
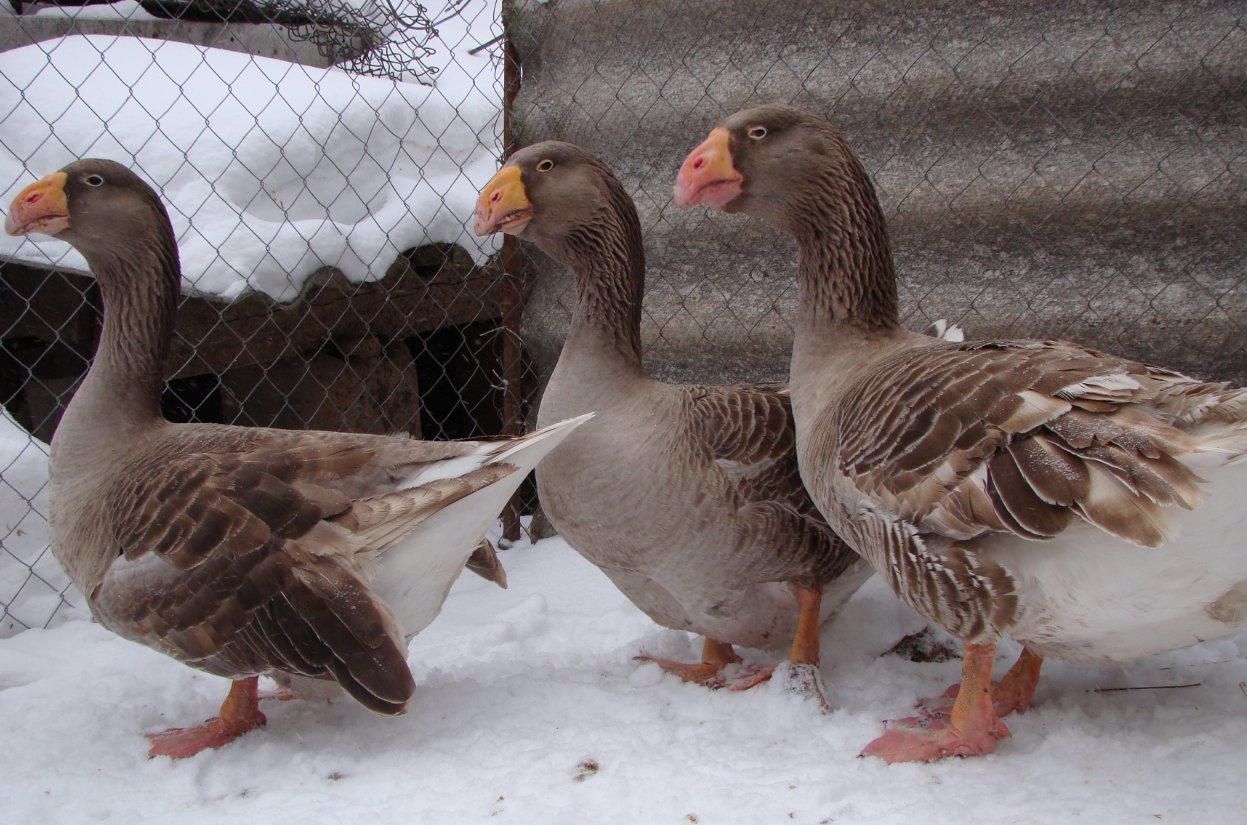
[
  {"left": 2, "top": 0, "right": 1245, "bottom": 635},
  {"left": 0, "top": 0, "right": 512, "bottom": 634},
  {"left": 509, "top": 0, "right": 1247, "bottom": 390}
]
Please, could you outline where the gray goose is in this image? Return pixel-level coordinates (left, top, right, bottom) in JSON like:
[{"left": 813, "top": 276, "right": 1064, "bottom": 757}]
[
  {"left": 4, "top": 159, "right": 589, "bottom": 758},
  {"left": 473, "top": 141, "right": 876, "bottom": 704},
  {"left": 675, "top": 105, "right": 1247, "bottom": 762}
]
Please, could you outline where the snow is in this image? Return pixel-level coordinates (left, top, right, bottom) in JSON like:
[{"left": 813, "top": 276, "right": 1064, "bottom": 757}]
[
  {"left": 0, "top": 2, "right": 503, "bottom": 300},
  {"left": 0, "top": 410, "right": 84, "bottom": 636},
  {"left": 30, "top": 1, "right": 160, "bottom": 21},
  {"left": 1, "top": 532, "right": 1244, "bottom": 823}
]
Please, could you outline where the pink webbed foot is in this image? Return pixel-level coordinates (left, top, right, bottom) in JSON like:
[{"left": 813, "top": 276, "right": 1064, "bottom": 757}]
[
  {"left": 146, "top": 713, "right": 267, "bottom": 759},
  {"left": 861, "top": 641, "right": 1013, "bottom": 763},
  {"left": 635, "top": 653, "right": 776, "bottom": 690},
  {"left": 723, "top": 663, "right": 777, "bottom": 691},
  {"left": 860, "top": 713, "right": 1010, "bottom": 763},
  {"left": 637, "top": 637, "right": 777, "bottom": 690},
  {"left": 147, "top": 677, "right": 267, "bottom": 760}
]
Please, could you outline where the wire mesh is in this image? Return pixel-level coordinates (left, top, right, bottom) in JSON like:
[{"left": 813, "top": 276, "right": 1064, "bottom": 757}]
[
  {"left": 1, "top": 0, "right": 1245, "bottom": 636},
  {"left": 507, "top": 0, "right": 1246, "bottom": 393},
  {"left": 0, "top": 0, "right": 511, "bottom": 635}
]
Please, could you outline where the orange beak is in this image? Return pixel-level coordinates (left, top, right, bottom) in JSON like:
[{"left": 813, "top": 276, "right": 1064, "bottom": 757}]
[
  {"left": 5, "top": 171, "right": 70, "bottom": 237},
  {"left": 474, "top": 165, "right": 532, "bottom": 236},
  {"left": 674, "top": 128, "right": 742, "bottom": 209}
]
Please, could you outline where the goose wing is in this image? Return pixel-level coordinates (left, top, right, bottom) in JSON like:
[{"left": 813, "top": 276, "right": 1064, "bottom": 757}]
[
  {"left": 826, "top": 339, "right": 1244, "bottom": 637},
  {"left": 689, "top": 382, "right": 856, "bottom": 583},
  {"left": 92, "top": 437, "right": 512, "bottom": 715}
]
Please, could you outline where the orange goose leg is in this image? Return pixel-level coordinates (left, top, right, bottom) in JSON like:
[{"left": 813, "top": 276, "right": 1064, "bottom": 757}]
[
  {"left": 638, "top": 638, "right": 746, "bottom": 687},
  {"left": 861, "top": 641, "right": 1011, "bottom": 763},
  {"left": 992, "top": 647, "right": 1044, "bottom": 716},
  {"left": 916, "top": 646, "right": 1044, "bottom": 721},
  {"left": 780, "top": 583, "right": 830, "bottom": 709},
  {"left": 147, "top": 676, "right": 267, "bottom": 759}
]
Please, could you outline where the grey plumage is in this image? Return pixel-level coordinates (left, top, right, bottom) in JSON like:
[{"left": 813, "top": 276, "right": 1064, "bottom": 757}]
[
  {"left": 678, "top": 105, "right": 1247, "bottom": 760},
  {"left": 477, "top": 143, "right": 871, "bottom": 666}
]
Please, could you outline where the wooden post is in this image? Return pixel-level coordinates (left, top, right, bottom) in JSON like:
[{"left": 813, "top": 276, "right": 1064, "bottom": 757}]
[{"left": 499, "top": 29, "right": 525, "bottom": 543}]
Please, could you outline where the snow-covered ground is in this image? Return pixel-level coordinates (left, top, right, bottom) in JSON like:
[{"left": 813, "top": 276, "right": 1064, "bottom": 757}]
[
  {"left": 1, "top": 532, "right": 1244, "bottom": 824},
  {"left": 0, "top": 1, "right": 502, "bottom": 300}
]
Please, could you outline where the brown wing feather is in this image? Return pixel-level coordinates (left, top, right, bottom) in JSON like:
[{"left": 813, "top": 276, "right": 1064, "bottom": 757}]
[
  {"left": 689, "top": 382, "right": 860, "bottom": 586},
  {"left": 94, "top": 446, "right": 424, "bottom": 715},
  {"left": 838, "top": 340, "right": 1209, "bottom": 549},
  {"left": 691, "top": 382, "right": 794, "bottom": 470}
]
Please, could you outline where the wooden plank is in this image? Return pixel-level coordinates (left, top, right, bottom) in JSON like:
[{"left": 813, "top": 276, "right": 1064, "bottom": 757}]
[
  {"left": 0, "top": 261, "right": 98, "bottom": 366},
  {"left": 1, "top": 246, "right": 506, "bottom": 381}
]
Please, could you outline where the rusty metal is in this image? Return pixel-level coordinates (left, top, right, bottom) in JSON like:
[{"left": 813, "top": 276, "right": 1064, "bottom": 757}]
[{"left": 498, "top": 30, "right": 525, "bottom": 543}]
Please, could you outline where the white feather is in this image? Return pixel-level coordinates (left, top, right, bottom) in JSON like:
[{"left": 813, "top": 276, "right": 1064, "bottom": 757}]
[
  {"left": 989, "top": 452, "right": 1247, "bottom": 661},
  {"left": 374, "top": 413, "right": 594, "bottom": 636}
]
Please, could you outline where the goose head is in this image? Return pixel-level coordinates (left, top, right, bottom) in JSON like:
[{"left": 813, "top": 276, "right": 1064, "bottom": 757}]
[
  {"left": 6, "top": 158, "right": 177, "bottom": 282},
  {"left": 473, "top": 141, "right": 637, "bottom": 260},
  {"left": 674, "top": 105, "right": 877, "bottom": 235}
]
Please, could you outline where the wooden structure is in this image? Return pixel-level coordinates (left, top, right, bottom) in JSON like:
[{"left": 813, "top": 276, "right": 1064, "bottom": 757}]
[{"left": 0, "top": 245, "right": 509, "bottom": 443}]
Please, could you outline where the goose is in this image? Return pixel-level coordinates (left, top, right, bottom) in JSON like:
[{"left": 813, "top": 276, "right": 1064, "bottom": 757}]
[
  {"left": 473, "top": 141, "right": 882, "bottom": 704},
  {"left": 675, "top": 105, "right": 1247, "bottom": 762},
  {"left": 4, "top": 159, "right": 590, "bottom": 759}
]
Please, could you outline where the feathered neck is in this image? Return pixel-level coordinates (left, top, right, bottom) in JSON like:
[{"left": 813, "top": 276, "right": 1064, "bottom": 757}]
[
  {"left": 782, "top": 140, "right": 900, "bottom": 336},
  {"left": 546, "top": 174, "right": 646, "bottom": 367},
  {"left": 68, "top": 216, "right": 180, "bottom": 429}
]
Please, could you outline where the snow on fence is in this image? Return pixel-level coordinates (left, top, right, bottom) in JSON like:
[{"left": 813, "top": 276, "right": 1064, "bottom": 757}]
[{"left": 2, "top": 0, "right": 1245, "bottom": 637}]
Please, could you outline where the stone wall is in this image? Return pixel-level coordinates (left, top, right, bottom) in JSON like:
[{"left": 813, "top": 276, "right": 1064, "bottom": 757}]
[{"left": 507, "top": 0, "right": 1247, "bottom": 387}]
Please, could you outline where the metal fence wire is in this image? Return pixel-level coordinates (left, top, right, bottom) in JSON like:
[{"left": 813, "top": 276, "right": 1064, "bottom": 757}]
[
  {"left": 2, "top": 0, "right": 1245, "bottom": 636},
  {"left": 0, "top": 0, "right": 513, "bottom": 634}
]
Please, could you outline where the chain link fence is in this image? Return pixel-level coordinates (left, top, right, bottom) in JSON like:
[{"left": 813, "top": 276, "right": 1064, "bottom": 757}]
[
  {"left": 2, "top": 0, "right": 1245, "bottom": 635},
  {"left": 508, "top": 0, "right": 1246, "bottom": 391},
  {"left": 0, "top": 0, "right": 512, "bottom": 634}
]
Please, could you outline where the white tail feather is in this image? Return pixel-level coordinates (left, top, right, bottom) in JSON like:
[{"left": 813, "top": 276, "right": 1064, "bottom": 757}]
[
  {"left": 925, "top": 318, "right": 966, "bottom": 343},
  {"left": 373, "top": 413, "right": 593, "bottom": 636}
]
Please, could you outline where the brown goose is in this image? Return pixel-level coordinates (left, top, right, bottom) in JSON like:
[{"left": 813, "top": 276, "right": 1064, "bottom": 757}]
[
  {"left": 675, "top": 105, "right": 1247, "bottom": 762},
  {"left": 473, "top": 141, "right": 876, "bottom": 704},
  {"left": 4, "top": 159, "right": 589, "bottom": 759}
]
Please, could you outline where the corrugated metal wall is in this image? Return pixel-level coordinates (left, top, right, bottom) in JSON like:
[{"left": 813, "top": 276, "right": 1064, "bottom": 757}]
[{"left": 507, "top": 0, "right": 1246, "bottom": 391}]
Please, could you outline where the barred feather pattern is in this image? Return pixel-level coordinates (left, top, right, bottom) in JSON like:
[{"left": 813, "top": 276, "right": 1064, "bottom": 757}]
[
  {"left": 40, "top": 160, "right": 572, "bottom": 718},
  {"left": 817, "top": 338, "right": 1245, "bottom": 637},
  {"left": 706, "top": 104, "right": 1247, "bottom": 651},
  {"left": 844, "top": 501, "right": 1018, "bottom": 641}
]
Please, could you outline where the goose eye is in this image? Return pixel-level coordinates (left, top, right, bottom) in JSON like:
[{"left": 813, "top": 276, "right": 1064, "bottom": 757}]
[
  {"left": 747, "top": 126, "right": 768, "bottom": 140},
  {"left": 535, "top": 159, "right": 555, "bottom": 172},
  {"left": 84, "top": 174, "right": 104, "bottom": 187}
]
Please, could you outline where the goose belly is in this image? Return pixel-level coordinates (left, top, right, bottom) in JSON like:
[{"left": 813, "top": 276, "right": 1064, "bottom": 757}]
[
  {"left": 540, "top": 449, "right": 875, "bottom": 649},
  {"left": 537, "top": 409, "right": 865, "bottom": 651},
  {"left": 991, "top": 455, "right": 1247, "bottom": 662},
  {"left": 585, "top": 554, "right": 870, "bottom": 651}
]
